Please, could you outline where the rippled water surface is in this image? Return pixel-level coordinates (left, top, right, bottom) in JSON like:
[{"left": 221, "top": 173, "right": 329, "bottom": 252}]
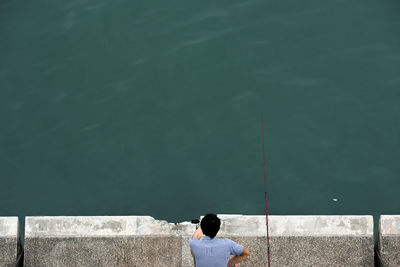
[{"left": 0, "top": 0, "right": 399, "bottom": 228}]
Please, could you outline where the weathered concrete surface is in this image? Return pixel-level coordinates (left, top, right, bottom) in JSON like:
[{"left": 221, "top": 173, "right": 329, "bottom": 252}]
[
  {"left": 0, "top": 217, "right": 20, "bottom": 267},
  {"left": 24, "top": 215, "right": 374, "bottom": 266},
  {"left": 378, "top": 215, "right": 400, "bottom": 266},
  {"left": 216, "top": 215, "right": 374, "bottom": 267},
  {"left": 24, "top": 216, "right": 193, "bottom": 267},
  {"left": 175, "top": 221, "right": 195, "bottom": 267}
]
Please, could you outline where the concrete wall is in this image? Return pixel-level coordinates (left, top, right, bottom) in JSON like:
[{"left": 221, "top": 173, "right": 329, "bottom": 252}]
[
  {"left": 24, "top": 215, "right": 374, "bottom": 267},
  {"left": 217, "top": 215, "right": 374, "bottom": 267},
  {"left": 0, "top": 217, "right": 20, "bottom": 267},
  {"left": 378, "top": 215, "right": 400, "bottom": 266},
  {"left": 24, "top": 216, "right": 194, "bottom": 267}
]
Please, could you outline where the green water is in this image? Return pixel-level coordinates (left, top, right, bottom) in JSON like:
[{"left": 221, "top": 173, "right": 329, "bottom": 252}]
[{"left": 0, "top": 0, "right": 399, "bottom": 229}]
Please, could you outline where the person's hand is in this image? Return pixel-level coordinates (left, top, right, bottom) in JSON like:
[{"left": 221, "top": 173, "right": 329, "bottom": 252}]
[
  {"left": 227, "top": 258, "right": 238, "bottom": 267},
  {"left": 192, "top": 226, "right": 203, "bottom": 240},
  {"left": 227, "top": 247, "right": 249, "bottom": 266}
]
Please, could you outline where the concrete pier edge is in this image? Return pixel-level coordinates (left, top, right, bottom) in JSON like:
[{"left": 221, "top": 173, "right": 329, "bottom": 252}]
[
  {"left": 4, "top": 215, "right": 400, "bottom": 266},
  {"left": 377, "top": 215, "right": 400, "bottom": 266},
  {"left": 0, "top": 216, "right": 22, "bottom": 267},
  {"left": 22, "top": 214, "right": 377, "bottom": 266}
]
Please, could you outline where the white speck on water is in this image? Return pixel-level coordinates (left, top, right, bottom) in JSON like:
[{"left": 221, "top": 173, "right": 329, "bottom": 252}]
[{"left": 81, "top": 124, "right": 100, "bottom": 132}]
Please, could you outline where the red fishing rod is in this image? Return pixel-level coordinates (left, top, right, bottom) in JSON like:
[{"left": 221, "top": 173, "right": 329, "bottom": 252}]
[{"left": 261, "top": 112, "right": 271, "bottom": 267}]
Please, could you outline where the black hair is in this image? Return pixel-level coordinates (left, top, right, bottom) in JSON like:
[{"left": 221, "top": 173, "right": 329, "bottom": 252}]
[{"left": 201, "top": 213, "right": 221, "bottom": 238}]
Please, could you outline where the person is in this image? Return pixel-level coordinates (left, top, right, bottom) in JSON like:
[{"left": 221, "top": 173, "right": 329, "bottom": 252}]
[{"left": 190, "top": 214, "right": 250, "bottom": 267}]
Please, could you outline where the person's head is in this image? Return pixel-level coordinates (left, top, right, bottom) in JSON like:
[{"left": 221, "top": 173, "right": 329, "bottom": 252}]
[{"left": 200, "top": 213, "right": 221, "bottom": 238}]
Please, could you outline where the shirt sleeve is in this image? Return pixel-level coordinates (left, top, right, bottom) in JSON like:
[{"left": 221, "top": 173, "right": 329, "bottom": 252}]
[
  {"left": 189, "top": 237, "right": 199, "bottom": 250},
  {"left": 228, "top": 239, "right": 244, "bottom": 255}
]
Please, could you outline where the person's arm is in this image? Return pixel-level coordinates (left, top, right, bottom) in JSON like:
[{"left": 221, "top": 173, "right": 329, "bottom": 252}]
[
  {"left": 227, "top": 247, "right": 250, "bottom": 267},
  {"left": 190, "top": 226, "right": 202, "bottom": 265},
  {"left": 190, "top": 226, "right": 202, "bottom": 266},
  {"left": 192, "top": 226, "right": 203, "bottom": 240},
  {"left": 190, "top": 250, "right": 196, "bottom": 265}
]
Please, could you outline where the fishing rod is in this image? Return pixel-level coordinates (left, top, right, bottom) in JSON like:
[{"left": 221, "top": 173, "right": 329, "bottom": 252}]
[{"left": 261, "top": 112, "right": 271, "bottom": 267}]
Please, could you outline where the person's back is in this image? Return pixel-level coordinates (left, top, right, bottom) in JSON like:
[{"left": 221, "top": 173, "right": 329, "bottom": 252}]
[{"left": 189, "top": 214, "right": 250, "bottom": 267}]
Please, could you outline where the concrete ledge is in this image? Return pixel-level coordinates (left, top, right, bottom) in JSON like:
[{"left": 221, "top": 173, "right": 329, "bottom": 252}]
[
  {"left": 378, "top": 215, "right": 400, "bottom": 266},
  {"left": 0, "top": 217, "right": 20, "bottom": 267},
  {"left": 24, "top": 216, "right": 193, "bottom": 267},
  {"left": 217, "top": 215, "right": 374, "bottom": 266},
  {"left": 23, "top": 215, "right": 374, "bottom": 266},
  {"left": 176, "top": 221, "right": 195, "bottom": 267}
]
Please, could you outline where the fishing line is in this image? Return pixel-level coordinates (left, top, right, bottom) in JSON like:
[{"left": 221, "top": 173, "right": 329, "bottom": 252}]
[{"left": 261, "top": 112, "right": 271, "bottom": 267}]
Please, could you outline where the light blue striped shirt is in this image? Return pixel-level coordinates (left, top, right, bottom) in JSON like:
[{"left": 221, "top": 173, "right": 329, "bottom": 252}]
[{"left": 190, "top": 236, "right": 244, "bottom": 267}]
